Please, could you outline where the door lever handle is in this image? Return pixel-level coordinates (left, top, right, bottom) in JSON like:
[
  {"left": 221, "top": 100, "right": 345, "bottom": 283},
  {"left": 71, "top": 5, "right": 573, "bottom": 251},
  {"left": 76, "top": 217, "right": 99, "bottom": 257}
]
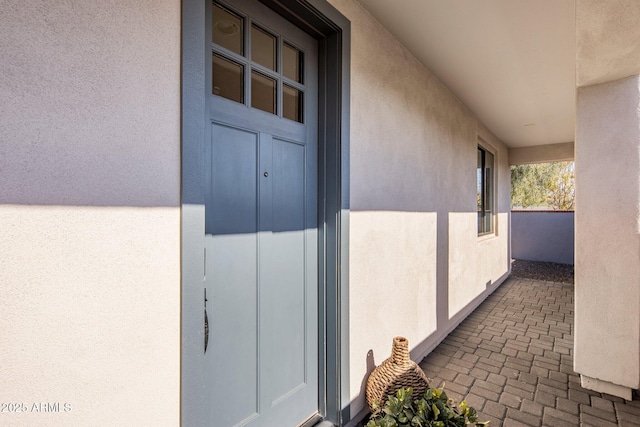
[{"left": 204, "top": 288, "right": 209, "bottom": 354}]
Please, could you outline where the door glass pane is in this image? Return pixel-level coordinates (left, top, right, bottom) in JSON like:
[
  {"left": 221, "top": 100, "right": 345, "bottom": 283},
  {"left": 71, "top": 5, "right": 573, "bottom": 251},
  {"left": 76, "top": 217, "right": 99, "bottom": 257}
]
[
  {"left": 283, "top": 85, "right": 303, "bottom": 122},
  {"left": 283, "top": 43, "right": 303, "bottom": 83},
  {"left": 251, "top": 70, "right": 276, "bottom": 114},
  {"left": 213, "top": 3, "right": 243, "bottom": 55},
  {"left": 251, "top": 24, "right": 276, "bottom": 71},
  {"left": 213, "top": 54, "right": 244, "bottom": 103}
]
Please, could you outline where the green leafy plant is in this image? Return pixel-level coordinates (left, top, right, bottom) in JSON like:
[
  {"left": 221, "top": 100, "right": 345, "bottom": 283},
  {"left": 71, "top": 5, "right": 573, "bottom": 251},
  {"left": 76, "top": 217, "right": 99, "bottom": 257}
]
[{"left": 366, "top": 387, "right": 489, "bottom": 427}]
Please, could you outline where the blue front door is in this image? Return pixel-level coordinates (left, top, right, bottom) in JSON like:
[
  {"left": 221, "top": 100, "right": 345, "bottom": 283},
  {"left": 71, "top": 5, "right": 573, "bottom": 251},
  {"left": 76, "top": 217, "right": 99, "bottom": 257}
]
[{"left": 204, "top": 1, "right": 319, "bottom": 425}]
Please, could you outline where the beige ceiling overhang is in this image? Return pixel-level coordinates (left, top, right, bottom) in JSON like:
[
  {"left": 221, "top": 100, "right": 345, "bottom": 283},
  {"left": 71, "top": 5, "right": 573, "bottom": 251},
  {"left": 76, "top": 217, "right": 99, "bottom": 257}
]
[{"left": 357, "top": 0, "right": 640, "bottom": 150}]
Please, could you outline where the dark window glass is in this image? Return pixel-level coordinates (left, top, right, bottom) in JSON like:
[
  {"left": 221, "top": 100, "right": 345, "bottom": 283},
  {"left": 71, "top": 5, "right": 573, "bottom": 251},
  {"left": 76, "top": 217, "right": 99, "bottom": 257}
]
[
  {"left": 283, "top": 85, "right": 303, "bottom": 122},
  {"left": 212, "top": 3, "right": 243, "bottom": 55},
  {"left": 478, "top": 146, "right": 494, "bottom": 235},
  {"left": 251, "top": 24, "right": 276, "bottom": 71},
  {"left": 251, "top": 70, "right": 276, "bottom": 114},
  {"left": 213, "top": 54, "right": 244, "bottom": 103},
  {"left": 283, "top": 42, "right": 303, "bottom": 83}
]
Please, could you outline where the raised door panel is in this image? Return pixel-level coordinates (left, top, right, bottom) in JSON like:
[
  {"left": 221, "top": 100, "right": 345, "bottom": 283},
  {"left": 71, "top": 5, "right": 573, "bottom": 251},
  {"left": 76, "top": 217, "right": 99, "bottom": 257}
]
[
  {"left": 206, "top": 123, "right": 259, "bottom": 427},
  {"left": 261, "top": 138, "right": 308, "bottom": 405}
]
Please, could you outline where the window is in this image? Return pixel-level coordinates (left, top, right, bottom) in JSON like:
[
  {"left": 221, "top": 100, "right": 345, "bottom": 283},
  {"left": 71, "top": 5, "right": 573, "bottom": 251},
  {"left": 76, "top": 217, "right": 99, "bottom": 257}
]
[
  {"left": 211, "top": 2, "right": 306, "bottom": 122},
  {"left": 477, "top": 145, "right": 494, "bottom": 235}
]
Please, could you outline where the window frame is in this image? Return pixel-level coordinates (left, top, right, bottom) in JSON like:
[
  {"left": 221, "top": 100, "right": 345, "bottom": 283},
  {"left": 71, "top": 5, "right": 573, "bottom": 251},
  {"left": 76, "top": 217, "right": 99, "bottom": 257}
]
[
  {"left": 477, "top": 143, "right": 495, "bottom": 236},
  {"left": 211, "top": 1, "right": 308, "bottom": 123}
]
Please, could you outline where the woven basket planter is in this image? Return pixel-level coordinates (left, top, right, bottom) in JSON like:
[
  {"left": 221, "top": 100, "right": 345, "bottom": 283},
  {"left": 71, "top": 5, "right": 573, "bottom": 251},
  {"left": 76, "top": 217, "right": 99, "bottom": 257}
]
[{"left": 365, "top": 336, "right": 430, "bottom": 411}]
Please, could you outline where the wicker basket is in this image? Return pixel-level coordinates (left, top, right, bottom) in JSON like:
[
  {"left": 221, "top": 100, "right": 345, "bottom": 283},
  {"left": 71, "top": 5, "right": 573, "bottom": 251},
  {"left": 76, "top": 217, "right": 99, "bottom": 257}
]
[{"left": 365, "top": 336, "right": 430, "bottom": 410}]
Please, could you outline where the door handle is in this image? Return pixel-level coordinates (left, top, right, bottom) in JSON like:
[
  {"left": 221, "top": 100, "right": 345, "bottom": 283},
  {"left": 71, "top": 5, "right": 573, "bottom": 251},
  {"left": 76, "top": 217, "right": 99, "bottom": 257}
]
[{"left": 204, "top": 288, "right": 209, "bottom": 354}]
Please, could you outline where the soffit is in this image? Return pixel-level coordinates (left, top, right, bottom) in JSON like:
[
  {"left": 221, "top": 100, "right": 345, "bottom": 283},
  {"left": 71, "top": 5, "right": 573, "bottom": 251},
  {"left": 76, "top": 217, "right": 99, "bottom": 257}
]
[{"left": 357, "top": 0, "right": 576, "bottom": 148}]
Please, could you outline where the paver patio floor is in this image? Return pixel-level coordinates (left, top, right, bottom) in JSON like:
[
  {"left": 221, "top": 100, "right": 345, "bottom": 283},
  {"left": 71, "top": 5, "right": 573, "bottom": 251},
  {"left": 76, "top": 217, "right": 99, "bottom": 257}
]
[{"left": 419, "top": 277, "right": 640, "bottom": 427}]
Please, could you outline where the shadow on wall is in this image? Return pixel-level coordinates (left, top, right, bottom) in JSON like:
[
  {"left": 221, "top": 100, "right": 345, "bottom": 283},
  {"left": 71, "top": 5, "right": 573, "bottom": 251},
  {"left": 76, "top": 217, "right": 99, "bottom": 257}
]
[
  {"left": 347, "top": 207, "right": 511, "bottom": 424},
  {"left": 357, "top": 349, "right": 377, "bottom": 409}
]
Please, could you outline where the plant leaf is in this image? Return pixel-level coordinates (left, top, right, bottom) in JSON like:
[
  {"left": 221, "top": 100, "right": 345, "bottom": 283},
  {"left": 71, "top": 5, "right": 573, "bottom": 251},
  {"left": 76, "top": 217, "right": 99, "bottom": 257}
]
[{"left": 431, "top": 403, "right": 440, "bottom": 418}]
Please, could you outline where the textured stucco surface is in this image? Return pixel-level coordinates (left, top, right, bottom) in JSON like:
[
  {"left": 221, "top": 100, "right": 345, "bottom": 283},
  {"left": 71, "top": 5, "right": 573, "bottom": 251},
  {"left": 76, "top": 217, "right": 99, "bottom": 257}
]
[
  {"left": 349, "top": 211, "right": 438, "bottom": 403},
  {"left": 509, "top": 142, "right": 575, "bottom": 165},
  {"left": 0, "top": 206, "right": 181, "bottom": 425},
  {"left": 577, "top": 0, "right": 640, "bottom": 87},
  {"left": 328, "top": 0, "right": 511, "bottom": 418},
  {"left": 0, "top": 0, "right": 181, "bottom": 425},
  {"left": 448, "top": 212, "right": 510, "bottom": 317},
  {"left": 0, "top": 0, "right": 180, "bottom": 206},
  {"left": 511, "top": 211, "right": 575, "bottom": 264},
  {"left": 574, "top": 75, "right": 640, "bottom": 393}
]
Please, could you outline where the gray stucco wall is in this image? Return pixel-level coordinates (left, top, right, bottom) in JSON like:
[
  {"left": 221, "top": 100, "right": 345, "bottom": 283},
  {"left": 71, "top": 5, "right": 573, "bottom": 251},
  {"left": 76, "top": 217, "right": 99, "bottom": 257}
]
[
  {"left": 328, "top": 0, "right": 511, "bottom": 420},
  {"left": 1, "top": 0, "right": 512, "bottom": 424},
  {"left": 511, "top": 211, "right": 574, "bottom": 264},
  {"left": 0, "top": 1, "right": 181, "bottom": 425},
  {"left": 574, "top": 74, "right": 640, "bottom": 397}
]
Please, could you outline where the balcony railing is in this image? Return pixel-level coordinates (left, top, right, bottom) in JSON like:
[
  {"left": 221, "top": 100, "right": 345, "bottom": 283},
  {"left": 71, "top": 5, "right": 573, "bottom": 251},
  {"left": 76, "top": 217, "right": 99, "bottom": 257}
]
[{"left": 511, "top": 210, "right": 574, "bottom": 264}]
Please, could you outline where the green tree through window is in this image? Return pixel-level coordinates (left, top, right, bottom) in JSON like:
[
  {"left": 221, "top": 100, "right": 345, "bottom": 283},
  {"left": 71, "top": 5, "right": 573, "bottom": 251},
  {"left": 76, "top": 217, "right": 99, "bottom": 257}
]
[{"left": 511, "top": 161, "right": 575, "bottom": 210}]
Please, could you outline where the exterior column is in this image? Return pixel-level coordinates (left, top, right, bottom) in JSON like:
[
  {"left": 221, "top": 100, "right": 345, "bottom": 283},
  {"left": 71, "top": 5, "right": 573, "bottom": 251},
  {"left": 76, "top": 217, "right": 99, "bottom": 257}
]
[{"left": 574, "top": 74, "right": 640, "bottom": 399}]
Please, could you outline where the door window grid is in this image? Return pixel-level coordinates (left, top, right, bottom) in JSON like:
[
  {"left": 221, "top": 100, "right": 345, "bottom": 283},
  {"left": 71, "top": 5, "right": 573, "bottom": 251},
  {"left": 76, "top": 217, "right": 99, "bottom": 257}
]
[{"left": 212, "top": 1, "right": 305, "bottom": 123}]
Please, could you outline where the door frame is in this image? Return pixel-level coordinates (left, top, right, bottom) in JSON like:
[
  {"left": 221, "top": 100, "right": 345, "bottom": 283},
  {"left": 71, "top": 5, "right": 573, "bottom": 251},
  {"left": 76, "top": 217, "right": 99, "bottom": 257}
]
[{"left": 180, "top": 0, "right": 351, "bottom": 425}]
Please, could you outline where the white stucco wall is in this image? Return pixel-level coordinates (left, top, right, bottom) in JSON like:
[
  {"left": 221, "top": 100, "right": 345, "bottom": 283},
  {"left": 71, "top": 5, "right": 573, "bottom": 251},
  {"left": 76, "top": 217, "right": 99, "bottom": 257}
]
[
  {"left": 0, "top": 1, "right": 181, "bottom": 425},
  {"left": 328, "top": 0, "right": 511, "bottom": 419},
  {"left": 574, "top": 75, "right": 640, "bottom": 398}
]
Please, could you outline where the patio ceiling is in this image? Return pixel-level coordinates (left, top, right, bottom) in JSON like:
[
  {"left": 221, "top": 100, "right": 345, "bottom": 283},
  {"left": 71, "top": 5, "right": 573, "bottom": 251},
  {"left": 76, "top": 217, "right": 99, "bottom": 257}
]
[{"left": 357, "top": 0, "right": 576, "bottom": 149}]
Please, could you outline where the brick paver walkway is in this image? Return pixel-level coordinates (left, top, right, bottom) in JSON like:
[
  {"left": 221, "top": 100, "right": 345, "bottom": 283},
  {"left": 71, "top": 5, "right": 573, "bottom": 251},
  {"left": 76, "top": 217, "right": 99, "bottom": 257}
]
[{"left": 419, "top": 278, "right": 640, "bottom": 427}]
